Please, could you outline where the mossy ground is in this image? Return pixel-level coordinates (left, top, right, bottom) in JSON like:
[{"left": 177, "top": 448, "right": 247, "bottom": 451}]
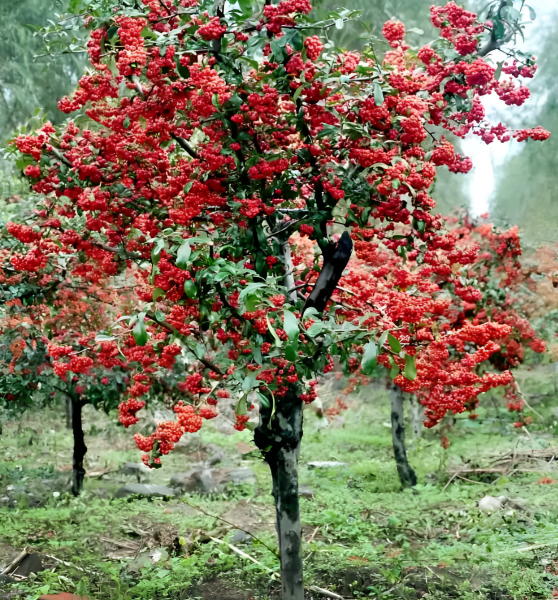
[{"left": 2, "top": 366, "right": 558, "bottom": 599}]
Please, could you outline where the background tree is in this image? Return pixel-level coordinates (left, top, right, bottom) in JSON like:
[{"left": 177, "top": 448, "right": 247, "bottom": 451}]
[{"left": 0, "top": 0, "right": 85, "bottom": 156}]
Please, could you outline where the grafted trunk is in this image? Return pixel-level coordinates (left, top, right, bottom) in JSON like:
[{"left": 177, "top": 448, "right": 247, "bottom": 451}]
[
  {"left": 71, "top": 396, "right": 87, "bottom": 496},
  {"left": 254, "top": 389, "right": 304, "bottom": 600},
  {"left": 390, "top": 384, "right": 417, "bottom": 489}
]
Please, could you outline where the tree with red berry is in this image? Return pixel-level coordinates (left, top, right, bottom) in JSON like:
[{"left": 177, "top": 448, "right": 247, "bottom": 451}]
[
  {"left": 331, "top": 210, "right": 549, "bottom": 488},
  {"left": 4, "top": 0, "right": 549, "bottom": 596},
  {"left": 0, "top": 257, "right": 139, "bottom": 495}
]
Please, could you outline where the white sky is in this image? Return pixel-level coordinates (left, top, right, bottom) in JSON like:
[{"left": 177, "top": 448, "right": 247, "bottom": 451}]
[{"left": 465, "top": 0, "right": 558, "bottom": 215}]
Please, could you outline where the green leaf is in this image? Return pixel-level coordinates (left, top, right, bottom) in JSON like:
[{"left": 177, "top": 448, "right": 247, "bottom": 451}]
[
  {"left": 387, "top": 333, "right": 401, "bottom": 353},
  {"left": 303, "top": 307, "right": 320, "bottom": 319},
  {"left": 239, "top": 282, "right": 266, "bottom": 301},
  {"left": 245, "top": 294, "right": 259, "bottom": 312},
  {"left": 286, "top": 29, "right": 303, "bottom": 51},
  {"left": 242, "top": 370, "right": 257, "bottom": 392},
  {"left": 256, "top": 391, "right": 270, "bottom": 409},
  {"left": 361, "top": 341, "right": 378, "bottom": 375},
  {"left": 253, "top": 347, "right": 263, "bottom": 365},
  {"left": 378, "top": 331, "right": 389, "bottom": 350},
  {"left": 494, "top": 61, "right": 504, "bottom": 81},
  {"left": 176, "top": 242, "right": 191, "bottom": 269},
  {"left": 212, "top": 93, "right": 221, "bottom": 111},
  {"left": 527, "top": 5, "right": 536, "bottom": 20},
  {"left": 306, "top": 322, "right": 324, "bottom": 337},
  {"left": 133, "top": 312, "right": 148, "bottom": 346},
  {"left": 293, "top": 84, "right": 305, "bottom": 102},
  {"left": 176, "top": 60, "right": 190, "bottom": 79},
  {"left": 389, "top": 356, "right": 400, "bottom": 379},
  {"left": 152, "top": 239, "right": 165, "bottom": 265},
  {"left": 373, "top": 82, "right": 384, "bottom": 107},
  {"left": 285, "top": 342, "right": 298, "bottom": 362},
  {"left": 403, "top": 354, "right": 417, "bottom": 381},
  {"left": 283, "top": 310, "right": 299, "bottom": 341},
  {"left": 235, "top": 395, "right": 247, "bottom": 415},
  {"left": 152, "top": 287, "right": 166, "bottom": 304},
  {"left": 184, "top": 279, "right": 197, "bottom": 298},
  {"left": 95, "top": 334, "right": 116, "bottom": 342},
  {"left": 267, "top": 314, "right": 281, "bottom": 346},
  {"left": 123, "top": 116, "right": 131, "bottom": 129},
  {"left": 493, "top": 16, "right": 505, "bottom": 41}
]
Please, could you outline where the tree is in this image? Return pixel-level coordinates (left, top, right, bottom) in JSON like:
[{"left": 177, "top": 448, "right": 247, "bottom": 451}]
[
  {"left": 4, "top": 0, "right": 549, "bottom": 597},
  {"left": 0, "top": 0, "right": 85, "bottom": 151},
  {"left": 318, "top": 211, "right": 547, "bottom": 488},
  {"left": 0, "top": 264, "right": 135, "bottom": 495}
]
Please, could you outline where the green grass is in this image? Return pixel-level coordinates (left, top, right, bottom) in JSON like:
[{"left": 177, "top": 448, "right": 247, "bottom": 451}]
[{"left": 2, "top": 368, "right": 558, "bottom": 599}]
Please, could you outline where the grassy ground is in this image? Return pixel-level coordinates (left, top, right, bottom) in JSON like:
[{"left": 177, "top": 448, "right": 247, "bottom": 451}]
[{"left": 2, "top": 367, "right": 558, "bottom": 599}]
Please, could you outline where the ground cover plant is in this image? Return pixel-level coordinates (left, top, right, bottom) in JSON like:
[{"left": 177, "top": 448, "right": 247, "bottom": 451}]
[{"left": 0, "top": 0, "right": 553, "bottom": 598}]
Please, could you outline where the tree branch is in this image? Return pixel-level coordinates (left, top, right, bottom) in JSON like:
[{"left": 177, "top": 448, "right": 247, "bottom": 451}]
[
  {"left": 170, "top": 133, "right": 198, "bottom": 159},
  {"left": 303, "top": 231, "right": 353, "bottom": 314},
  {"left": 146, "top": 312, "right": 223, "bottom": 374}
]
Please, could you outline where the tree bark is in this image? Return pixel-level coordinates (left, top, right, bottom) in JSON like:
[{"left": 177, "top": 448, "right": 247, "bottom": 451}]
[
  {"left": 410, "top": 396, "right": 423, "bottom": 439},
  {"left": 390, "top": 384, "right": 417, "bottom": 489},
  {"left": 71, "top": 396, "right": 87, "bottom": 496},
  {"left": 65, "top": 397, "right": 73, "bottom": 429},
  {"left": 254, "top": 389, "right": 304, "bottom": 600}
]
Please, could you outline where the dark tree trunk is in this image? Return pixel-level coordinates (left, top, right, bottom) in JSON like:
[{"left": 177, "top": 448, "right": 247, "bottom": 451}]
[
  {"left": 254, "top": 389, "right": 304, "bottom": 600},
  {"left": 390, "top": 384, "right": 417, "bottom": 489},
  {"left": 65, "top": 397, "right": 72, "bottom": 429},
  {"left": 71, "top": 396, "right": 87, "bottom": 496}
]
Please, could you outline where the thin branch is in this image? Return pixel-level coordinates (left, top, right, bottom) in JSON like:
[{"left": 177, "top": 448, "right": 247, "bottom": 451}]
[
  {"left": 170, "top": 133, "right": 198, "bottom": 159},
  {"left": 269, "top": 218, "right": 302, "bottom": 239},
  {"left": 146, "top": 311, "right": 223, "bottom": 374}
]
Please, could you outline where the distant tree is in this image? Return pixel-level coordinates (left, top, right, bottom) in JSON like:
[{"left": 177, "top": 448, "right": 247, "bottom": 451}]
[
  {"left": 0, "top": 266, "right": 134, "bottom": 495},
  {"left": 0, "top": 0, "right": 85, "bottom": 148},
  {"left": 491, "top": 15, "right": 558, "bottom": 246}
]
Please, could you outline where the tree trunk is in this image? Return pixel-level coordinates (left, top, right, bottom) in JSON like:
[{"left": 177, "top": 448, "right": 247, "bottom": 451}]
[
  {"left": 65, "top": 397, "right": 73, "bottom": 429},
  {"left": 71, "top": 397, "right": 87, "bottom": 496},
  {"left": 254, "top": 389, "right": 304, "bottom": 600},
  {"left": 410, "top": 395, "right": 423, "bottom": 439},
  {"left": 390, "top": 384, "right": 417, "bottom": 489}
]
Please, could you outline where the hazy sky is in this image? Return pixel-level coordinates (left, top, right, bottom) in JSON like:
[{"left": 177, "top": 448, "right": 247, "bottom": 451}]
[{"left": 465, "top": 0, "right": 558, "bottom": 215}]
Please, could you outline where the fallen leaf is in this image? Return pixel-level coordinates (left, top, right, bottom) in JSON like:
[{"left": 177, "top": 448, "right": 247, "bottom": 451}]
[
  {"left": 55, "top": 465, "right": 73, "bottom": 473},
  {"left": 236, "top": 441, "right": 257, "bottom": 454},
  {"left": 86, "top": 466, "right": 114, "bottom": 478},
  {"left": 348, "top": 556, "right": 369, "bottom": 563}
]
